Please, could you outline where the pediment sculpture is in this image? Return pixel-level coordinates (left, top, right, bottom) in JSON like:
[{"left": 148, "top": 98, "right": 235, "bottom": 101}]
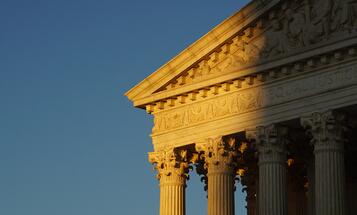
[{"left": 159, "top": 0, "right": 357, "bottom": 93}]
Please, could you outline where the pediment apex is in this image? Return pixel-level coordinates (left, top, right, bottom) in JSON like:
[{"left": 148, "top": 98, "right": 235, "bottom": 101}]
[{"left": 125, "top": 0, "right": 280, "bottom": 107}]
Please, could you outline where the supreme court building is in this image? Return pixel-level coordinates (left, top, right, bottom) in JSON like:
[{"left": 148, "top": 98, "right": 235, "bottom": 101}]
[{"left": 125, "top": 0, "right": 357, "bottom": 214}]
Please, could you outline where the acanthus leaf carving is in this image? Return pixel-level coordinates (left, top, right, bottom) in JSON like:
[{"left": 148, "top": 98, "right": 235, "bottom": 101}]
[
  {"left": 246, "top": 124, "right": 289, "bottom": 163},
  {"left": 195, "top": 137, "right": 240, "bottom": 191},
  {"left": 300, "top": 110, "right": 347, "bottom": 151},
  {"left": 196, "top": 137, "right": 239, "bottom": 173},
  {"left": 148, "top": 148, "right": 197, "bottom": 184}
]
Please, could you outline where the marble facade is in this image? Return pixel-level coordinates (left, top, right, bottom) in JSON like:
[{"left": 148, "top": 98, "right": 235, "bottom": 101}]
[{"left": 126, "top": 0, "right": 357, "bottom": 214}]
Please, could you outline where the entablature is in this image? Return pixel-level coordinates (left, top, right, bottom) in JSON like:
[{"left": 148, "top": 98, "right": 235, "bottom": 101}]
[
  {"left": 151, "top": 60, "right": 357, "bottom": 150},
  {"left": 145, "top": 44, "right": 357, "bottom": 114}
]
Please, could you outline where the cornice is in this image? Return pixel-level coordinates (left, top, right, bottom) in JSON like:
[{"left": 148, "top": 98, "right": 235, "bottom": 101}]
[
  {"left": 151, "top": 58, "right": 357, "bottom": 138},
  {"left": 144, "top": 44, "right": 357, "bottom": 114}
]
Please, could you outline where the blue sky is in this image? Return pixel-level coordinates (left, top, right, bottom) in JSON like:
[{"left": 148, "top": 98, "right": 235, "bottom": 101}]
[{"left": 0, "top": 1, "right": 250, "bottom": 214}]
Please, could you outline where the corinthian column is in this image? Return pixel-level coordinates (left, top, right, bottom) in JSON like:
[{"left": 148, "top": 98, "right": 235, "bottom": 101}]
[
  {"left": 196, "top": 137, "right": 238, "bottom": 215},
  {"left": 149, "top": 149, "right": 194, "bottom": 215},
  {"left": 301, "top": 111, "right": 346, "bottom": 215},
  {"left": 247, "top": 124, "right": 288, "bottom": 215}
]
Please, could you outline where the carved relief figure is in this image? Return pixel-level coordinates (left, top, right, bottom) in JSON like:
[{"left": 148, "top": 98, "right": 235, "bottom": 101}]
[
  {"left": 260, "top": 1, "right": 310, "bottom": 57},
  {"left": 259, "top": 0, "right": 357, "bottom": 57},
  {"left": 158, "top": 0, "right": 357, "bottom": 93},
  {"left": 152, "top": 90, "right": 263, "bottom": 133},
  {"left": 309, "top": 0, "right": 333, "bottom": 40},
  {"left": 232, "top": 37, "right": 261, "bottom": 64},
  {"left": 332, "top": 0, "right": 357, "bottom": 32},
  {"left": 261, "top": 17, "right": 290, "bottom": 57},
  {"left": 255, "top": 0, "right": 310, "bottom": 57},
  {"left": 283, "top": 7, "right": 307, "bottom": 47}
]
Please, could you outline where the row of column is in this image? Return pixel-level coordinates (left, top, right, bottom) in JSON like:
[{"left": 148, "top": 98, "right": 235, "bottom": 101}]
[{"left": 149, "top": 110, "right": 347, "bottom": 215}]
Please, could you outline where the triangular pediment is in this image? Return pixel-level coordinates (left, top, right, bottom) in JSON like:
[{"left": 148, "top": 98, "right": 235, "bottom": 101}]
[
  {"left": 125, "top": 0, "right": 279, "bottom": 107},
  {"left": 126, "top": 0, "right": 357, "bottom": 109}
]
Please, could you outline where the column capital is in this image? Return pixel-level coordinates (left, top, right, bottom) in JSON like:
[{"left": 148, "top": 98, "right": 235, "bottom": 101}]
[
  {"left": 246, "top": 124, "right": 289, "bottom": 156},
  {"left": 196, "top": 136, "right": 239, "bottom": 173},
  {"left": 301, "top": 110, "right": 347, "bottom": 152},
  {"left": 149, "top": 148, "right": 196, "bottom": 185}
]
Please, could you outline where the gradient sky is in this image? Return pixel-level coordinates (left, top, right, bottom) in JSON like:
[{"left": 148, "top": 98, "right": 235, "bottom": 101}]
[{"left": 0, "top": 1, "right": 250, "bottom": 214}]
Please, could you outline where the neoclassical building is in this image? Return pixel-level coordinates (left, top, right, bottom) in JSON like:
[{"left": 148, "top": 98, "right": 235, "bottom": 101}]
[{"left": 125, "top": 0, "right": 357, "bottom": 215}]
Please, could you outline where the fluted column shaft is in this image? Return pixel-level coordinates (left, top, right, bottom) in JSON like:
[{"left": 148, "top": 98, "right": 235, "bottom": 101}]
[
  {"left": 314, "top": 143, "right": 345, "bottom": 215},
  {"left": 258, "top": 148, "right": 287, "bottom": 215},
  {"left": 301, "top": 111, "right": 346, "bottom": 215},
  {"left": 247, "top": 124, "right": 288, "bottom": 215},
  {"left": 196, "top": 137, "right": 238, "bottom": 215},
  {"left": 207, "top": 165, "right": 235, "bottom": 215},
  {"left": 160, "top": 174, "right": 186, "bottom": 215}
]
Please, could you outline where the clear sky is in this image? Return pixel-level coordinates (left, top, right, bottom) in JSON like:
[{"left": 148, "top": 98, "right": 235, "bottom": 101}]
[{"left": 0, "top": 1, "right": 250, "bottom": 214}]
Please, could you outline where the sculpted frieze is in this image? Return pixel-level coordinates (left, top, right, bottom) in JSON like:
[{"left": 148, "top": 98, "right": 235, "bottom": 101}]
[
  {"left": 153, "top": 90, "right": 262, "bottom": 133},
  {"left": 160, "top": 0, "right": 357, "bottom": 92},
  {"left": 263, "top": 0, "right": 357, "bottom": 53},
  {"left": 153, "top": 64, "right": 357, "bottom": 134}
]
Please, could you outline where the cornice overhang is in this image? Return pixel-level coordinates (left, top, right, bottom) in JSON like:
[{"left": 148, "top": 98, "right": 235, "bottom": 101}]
[
  {"left": 125, "top": 0, "right": 280, "bottom": 108},
  {"left": 133, "top": 38, "right": 357, "bottom": 108}
]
